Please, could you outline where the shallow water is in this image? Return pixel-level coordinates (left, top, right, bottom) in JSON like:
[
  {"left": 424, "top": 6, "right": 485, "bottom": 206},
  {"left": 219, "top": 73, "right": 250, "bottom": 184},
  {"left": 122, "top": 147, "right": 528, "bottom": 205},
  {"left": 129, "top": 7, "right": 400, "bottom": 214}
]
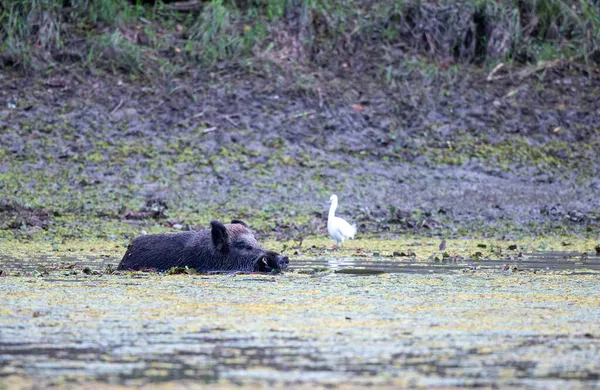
[
  {"left": 1, "top": 250, "right": 599, "bottom": 275},
  {"left": 296, "top": 251, "right": 600, "bottom": 274},
  {"left": 1, "top": 252, "right": 599, "bottom": 389}
]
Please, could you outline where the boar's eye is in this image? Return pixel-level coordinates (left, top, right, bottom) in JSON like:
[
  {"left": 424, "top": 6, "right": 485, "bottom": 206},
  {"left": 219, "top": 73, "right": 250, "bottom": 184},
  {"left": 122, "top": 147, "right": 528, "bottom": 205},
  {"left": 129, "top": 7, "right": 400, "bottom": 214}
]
[{"left": 234, "top": 242, "right": 254, "bottom": 251}]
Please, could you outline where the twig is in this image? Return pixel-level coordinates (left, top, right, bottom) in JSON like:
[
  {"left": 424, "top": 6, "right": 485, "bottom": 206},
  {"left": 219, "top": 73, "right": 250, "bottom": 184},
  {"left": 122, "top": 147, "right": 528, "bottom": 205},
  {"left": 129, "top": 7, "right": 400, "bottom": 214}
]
[
  {"left": 283, "top": 110, "right": 316, "bottom": 123},
  {"left": 486, "top": 63, "right": 505, "bottom": 81},
  {"left": 516, "top": 58, "right": 562, "bottom": 80},
  {"left": 488, "top": 58, "right": 568, "bottom": 82},
  {"left": 224, "top": 116, "right": 239, "bottom": 128},
  {"left": 317, "top": 88, "right": 324, "bottom": 108},
  {"left": 504, "top": 86, "right": 526, "bottom": 99},
  {"left": 110, "top": 99, "right": 124, "bottom": 115},
  {"left": 173, "top": 111, "right": 205, "bottom": 127},
  {"left": 202, "top": 126, "right": 217, "bottom": 134},
  {"left": 147, "top": 100, "right": 164, "bottom": 114},
  {"left": 168, "top": 85, "right": 184, "bottom": 95}
]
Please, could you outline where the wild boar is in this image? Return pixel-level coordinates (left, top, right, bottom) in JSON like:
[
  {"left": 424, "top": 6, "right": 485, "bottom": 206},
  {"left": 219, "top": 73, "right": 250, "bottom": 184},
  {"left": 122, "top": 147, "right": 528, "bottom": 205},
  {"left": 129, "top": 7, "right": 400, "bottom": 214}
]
[{"left": 117, "top": 220, "right": 289, "bottom": 273}]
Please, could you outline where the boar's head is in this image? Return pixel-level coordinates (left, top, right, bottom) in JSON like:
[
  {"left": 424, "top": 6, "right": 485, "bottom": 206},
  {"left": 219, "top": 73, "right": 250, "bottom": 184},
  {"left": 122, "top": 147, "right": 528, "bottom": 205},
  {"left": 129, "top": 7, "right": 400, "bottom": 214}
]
[{"left": 210, "top": 220, "right": 289, "bottom": 272}]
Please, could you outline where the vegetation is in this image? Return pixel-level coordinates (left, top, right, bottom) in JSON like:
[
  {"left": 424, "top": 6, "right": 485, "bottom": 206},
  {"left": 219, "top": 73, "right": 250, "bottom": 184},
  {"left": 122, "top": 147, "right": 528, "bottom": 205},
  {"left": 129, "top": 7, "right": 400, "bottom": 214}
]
[
  {"left": 1, "top": 0, "right": 598, "bottom": 75},
  {"left": 1, "top": 0, "right": 599, "bottom": 243}
]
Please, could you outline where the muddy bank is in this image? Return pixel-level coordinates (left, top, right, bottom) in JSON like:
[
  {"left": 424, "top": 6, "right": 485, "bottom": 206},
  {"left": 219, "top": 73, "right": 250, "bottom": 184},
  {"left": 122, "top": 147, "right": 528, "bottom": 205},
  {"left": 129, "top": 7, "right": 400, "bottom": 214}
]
[{"left": 1, "top": 62, "right": 599, "bottom": 241}]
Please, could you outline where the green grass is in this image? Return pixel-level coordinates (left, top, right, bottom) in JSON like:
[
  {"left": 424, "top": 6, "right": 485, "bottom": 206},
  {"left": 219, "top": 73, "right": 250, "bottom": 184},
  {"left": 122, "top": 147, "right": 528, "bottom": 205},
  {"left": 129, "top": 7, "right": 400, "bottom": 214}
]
[
  {"left": 409, "top": 133, "right": 599, "bottom": 180},
  {"left": 0, "top": 0, "right": 135, "bottom": 61},
  {"left": 1, "top": 0, "right": 598, "bottom": 75}
]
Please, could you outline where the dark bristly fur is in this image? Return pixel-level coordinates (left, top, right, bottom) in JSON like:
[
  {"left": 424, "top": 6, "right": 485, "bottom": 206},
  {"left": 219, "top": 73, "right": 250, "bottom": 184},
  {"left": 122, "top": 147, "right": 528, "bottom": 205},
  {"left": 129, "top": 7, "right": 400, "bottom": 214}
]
[{"left": 117, "top": 220, "right": 289, "bottom": 273}]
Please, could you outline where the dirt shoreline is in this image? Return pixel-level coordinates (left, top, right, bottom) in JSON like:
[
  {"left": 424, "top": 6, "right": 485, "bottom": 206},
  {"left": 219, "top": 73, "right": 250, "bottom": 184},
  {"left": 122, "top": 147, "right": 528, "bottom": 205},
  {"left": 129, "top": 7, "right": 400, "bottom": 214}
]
[{"left": 1, "top": 63, "right": 599, "bottom": 241}]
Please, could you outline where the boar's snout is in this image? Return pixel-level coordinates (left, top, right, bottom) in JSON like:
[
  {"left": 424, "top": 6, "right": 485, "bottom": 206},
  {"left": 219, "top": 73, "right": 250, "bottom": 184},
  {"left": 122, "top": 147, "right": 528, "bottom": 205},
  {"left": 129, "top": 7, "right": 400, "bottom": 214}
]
[
  {"left": 277, "top": 255, "right": 289, "bottom": 270},
  {"left": 255, "top": 251, "right": 289, "bottom": 272}
]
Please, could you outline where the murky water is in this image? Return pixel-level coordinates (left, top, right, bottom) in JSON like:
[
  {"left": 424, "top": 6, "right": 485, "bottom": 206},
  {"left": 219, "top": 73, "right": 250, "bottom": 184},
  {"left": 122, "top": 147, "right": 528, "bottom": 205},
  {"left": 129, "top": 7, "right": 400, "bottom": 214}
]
[
  {"left": 1, "top": 252, "right": 599, "bottom": 388},
  {"left": 2, "top": 250, "right": 599, "bottom": 275}
]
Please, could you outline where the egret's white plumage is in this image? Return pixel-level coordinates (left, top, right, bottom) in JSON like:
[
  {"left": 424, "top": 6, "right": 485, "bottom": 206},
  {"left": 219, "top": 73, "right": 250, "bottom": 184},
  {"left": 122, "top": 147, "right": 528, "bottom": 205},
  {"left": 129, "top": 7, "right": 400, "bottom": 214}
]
[{"left": 327, "top": 194, "right": 357, "bottom": 247}]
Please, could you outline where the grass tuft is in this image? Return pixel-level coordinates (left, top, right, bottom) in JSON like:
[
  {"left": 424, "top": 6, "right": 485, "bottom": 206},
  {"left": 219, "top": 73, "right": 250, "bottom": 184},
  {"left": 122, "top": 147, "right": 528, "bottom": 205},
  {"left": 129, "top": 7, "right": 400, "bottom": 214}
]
[{"left": 1, "top": 0, "right": 598, "bottom": 74}]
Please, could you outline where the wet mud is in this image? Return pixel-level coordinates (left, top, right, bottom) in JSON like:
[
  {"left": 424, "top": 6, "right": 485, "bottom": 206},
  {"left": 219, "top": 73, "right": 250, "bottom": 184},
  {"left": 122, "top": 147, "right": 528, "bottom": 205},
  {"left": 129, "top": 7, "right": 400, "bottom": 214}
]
[{"left": 1, "top": 64, "right": 599, "bottom": 241}]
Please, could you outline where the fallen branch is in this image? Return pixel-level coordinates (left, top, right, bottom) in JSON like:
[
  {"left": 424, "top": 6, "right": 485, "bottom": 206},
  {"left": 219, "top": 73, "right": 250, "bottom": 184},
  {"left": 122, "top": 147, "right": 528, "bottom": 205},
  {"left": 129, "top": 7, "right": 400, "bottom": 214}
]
[
  {"left": 515, "top": 58, "right": 562, "bottom": 80},
  {"left": 486, "top": 63, "right": 505, "bottom": 81},
  {"left": 487, "top": 57, "right": 569, "bottom": 82},
  {"left": 110, "top": 99, "right": 124, "bottom": 115}
]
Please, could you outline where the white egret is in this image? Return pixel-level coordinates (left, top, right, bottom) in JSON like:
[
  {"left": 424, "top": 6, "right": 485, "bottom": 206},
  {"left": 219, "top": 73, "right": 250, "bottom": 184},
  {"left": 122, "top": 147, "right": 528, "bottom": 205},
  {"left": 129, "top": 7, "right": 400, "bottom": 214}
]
[{"left": 327, "top": 194, "right": 357, "bottom": 248}]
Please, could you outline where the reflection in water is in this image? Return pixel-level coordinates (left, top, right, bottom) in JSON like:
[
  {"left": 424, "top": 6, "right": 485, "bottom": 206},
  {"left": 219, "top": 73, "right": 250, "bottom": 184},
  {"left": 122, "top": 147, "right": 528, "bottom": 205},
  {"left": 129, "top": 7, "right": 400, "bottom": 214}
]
[{"left": 295, "top": 251, "right": 600, "bottom": 274}]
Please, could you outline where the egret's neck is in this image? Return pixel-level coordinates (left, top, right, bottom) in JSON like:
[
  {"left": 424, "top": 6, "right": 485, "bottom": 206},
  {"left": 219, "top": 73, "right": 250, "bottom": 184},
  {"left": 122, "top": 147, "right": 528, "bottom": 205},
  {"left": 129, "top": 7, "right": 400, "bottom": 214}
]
[{"left": 328, "top": 200, "right": 338, "bottom": 220}]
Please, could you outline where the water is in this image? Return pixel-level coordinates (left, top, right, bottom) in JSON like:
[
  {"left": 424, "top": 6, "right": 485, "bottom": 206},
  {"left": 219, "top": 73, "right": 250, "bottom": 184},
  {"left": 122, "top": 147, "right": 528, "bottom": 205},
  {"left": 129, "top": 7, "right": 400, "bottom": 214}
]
[
  {"left": 1, "top": 251, "right": 599, "bottom": 388},
  {"left": 1, "top": 251, "right": 599, "bottom": 275},
  {"left": 294, "top": 251, "right": 600, "bottom": 274}
]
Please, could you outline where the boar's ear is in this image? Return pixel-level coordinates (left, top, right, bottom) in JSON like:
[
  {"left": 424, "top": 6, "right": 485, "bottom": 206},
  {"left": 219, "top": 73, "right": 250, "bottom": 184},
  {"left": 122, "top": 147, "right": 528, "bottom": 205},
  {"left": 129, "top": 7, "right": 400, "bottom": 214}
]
[
  {"left": 210, "top": 220, "right": 229, "bottom": 253},
  {"left": 230, "top": 219, "right": 248, "bottom": 228}
]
